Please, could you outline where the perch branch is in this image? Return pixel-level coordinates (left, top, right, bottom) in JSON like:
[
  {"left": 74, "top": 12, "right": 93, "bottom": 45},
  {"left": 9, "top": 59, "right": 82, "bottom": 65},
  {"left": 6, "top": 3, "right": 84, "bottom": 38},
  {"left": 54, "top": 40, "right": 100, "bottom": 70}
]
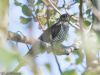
[
  {"left": 7, "top": 31, "right": 35, "bottom": 44},
  {"left": 7, "top": 31, "right": 80, "bottom": 55}
]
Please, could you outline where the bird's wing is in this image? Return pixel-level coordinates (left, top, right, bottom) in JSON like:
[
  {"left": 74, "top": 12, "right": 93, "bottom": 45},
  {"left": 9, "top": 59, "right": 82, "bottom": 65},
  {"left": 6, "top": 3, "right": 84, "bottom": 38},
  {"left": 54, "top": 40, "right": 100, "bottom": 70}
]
[
  {"left": 39, "top": 23, "right": 61, "bottom": 43},
  {"left": 51, "top": 23, "right": 61, "bottom": 39}
]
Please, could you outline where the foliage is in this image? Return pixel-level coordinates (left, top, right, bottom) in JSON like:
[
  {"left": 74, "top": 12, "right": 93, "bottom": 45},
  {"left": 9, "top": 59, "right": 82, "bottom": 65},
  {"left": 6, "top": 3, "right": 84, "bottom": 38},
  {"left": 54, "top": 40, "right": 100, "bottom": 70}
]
[
  {"left": 20, "top": 16, "right": 32, "bottom": 24},
  {"left": 13, "top": 0, "right": 100, "bottom": 75},
  {"left": 14, "top": 0, "right": 22, "bottom": 6},
  {"left": 45, "top": 63, "right": 51, "bottom": 72},
  {"left": 0, "top": 0, "right": 99, "bottom": 75},
  {"left": 14, "top": 0, "right": 58, "bottom": 27},
  {"left": 74, "top": 50, "right": 84, "bottom": 64},
  {"left": 22, "top": 5, "right": 32, "bottom": 16},
  {"left": 62, "top": 69, "right": 77, "bottom": 75}
]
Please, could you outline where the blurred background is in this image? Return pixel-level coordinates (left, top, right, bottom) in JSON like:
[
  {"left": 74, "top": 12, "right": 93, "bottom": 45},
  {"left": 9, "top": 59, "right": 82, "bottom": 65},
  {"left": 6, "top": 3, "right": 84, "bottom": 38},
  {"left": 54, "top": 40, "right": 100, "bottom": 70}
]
[{"left": 0, "top": 0, "right": 100, "bottom": 75}]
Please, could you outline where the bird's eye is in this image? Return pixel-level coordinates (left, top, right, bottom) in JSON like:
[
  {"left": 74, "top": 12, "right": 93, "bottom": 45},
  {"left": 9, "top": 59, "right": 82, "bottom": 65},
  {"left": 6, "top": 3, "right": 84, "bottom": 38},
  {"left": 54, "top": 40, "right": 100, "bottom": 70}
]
[{"left": 60, "top": 14, "right": 68, "bottom": 21}]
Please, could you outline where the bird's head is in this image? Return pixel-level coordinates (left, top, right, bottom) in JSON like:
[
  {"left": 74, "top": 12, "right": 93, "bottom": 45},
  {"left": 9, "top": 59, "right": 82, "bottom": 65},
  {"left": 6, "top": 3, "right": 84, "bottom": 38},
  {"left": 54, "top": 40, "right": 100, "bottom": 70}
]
[{"left": 59, "top": 14, "right": 69, "bottom": 22}]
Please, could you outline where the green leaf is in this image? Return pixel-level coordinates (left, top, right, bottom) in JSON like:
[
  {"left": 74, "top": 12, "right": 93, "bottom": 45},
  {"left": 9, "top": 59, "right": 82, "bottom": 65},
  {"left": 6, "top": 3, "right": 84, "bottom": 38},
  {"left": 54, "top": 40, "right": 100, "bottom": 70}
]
[
  {"left": 65, "top": 57, "right": 71, "bottom": 62},
  {"left": 45, "top": 64, "right": 51, "bottom": 72},
  {"left": 20, "top": 16, "right": 32, "bottom": 24},
  {"left": 22, "top": 5, "right": 32, "bottom": 16},
  {"left": 83, "top": 20, "right": 91, "bottom": 26},
  {"left": 76, "top": 57, "right": 83, "bottom": 64},
  {"left": 73, "top": 50, "right": 83, "bottom": 64},
  {"left": 62, "top": 69, "right": 77, "bottom": 75},
  {"left": 37, "top": 16, "right": 47, "bottom": 26},
  {"left": 14, "top": 0, "right": 22, "bottom": 6}
]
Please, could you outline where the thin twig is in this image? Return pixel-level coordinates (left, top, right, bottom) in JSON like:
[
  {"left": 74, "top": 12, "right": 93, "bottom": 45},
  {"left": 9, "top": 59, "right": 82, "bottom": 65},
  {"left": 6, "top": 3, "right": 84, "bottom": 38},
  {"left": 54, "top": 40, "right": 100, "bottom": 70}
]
[
  {"left": 62, "top": 0, "right": 80, "bottom": 30},
  {"left": 69, "top": 21, "right": 80, "bottom": 29},
  {"left": 54, "top": 55, "right": 62, "bottom": 74},
  {"left": 51, "top": 43, "right": 63, "bottom": 75},
  {"left": 86, "top": 23, "right": 93, "bottom": 34},
  {"left": 62, "top": 0, "right": 77, "bottom": 12},
  {"left": 16, "top": 31, "right": 31, "bottom": 50},
  {"left": 48, "top": 0, "right": 61, "bottom": 15},
  {"left": 79, "top": 0, "right": 84, "bottom": 32}
]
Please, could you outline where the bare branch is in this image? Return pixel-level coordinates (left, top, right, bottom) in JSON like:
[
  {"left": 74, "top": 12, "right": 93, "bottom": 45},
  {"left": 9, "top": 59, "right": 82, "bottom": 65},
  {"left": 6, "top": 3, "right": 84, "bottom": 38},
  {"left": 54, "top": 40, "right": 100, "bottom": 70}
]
[
  {"left": 7, "top": 31, "right": 80, "bottom": 56},
  {"left": 69, "top": 21, "right": 80, "bottom": 29},
  {"left": 79, "top": 0, "right": 84, "bottom": 31},
  {"left": 48, "top": 0, "right": 61, "bottom": 15},
  {"left": 7, "top": 31, "right": 35, "bottom": 44}
]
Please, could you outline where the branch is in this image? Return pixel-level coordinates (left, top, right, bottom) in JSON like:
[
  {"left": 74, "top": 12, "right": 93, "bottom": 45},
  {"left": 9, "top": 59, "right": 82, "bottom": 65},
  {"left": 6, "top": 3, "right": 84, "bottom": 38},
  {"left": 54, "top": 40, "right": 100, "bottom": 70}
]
[
  {"left": 24, "top": 40, "right": 81, "bottom": 56},
  {"left": 7, "top": 31, "right": 35, "bottom": 44},
  {"left": 48, "top": 0, "right": 61, "bottom": 15},
  {"left": 79, "top": 0, "right": 84, "bottom": 32},
  {"left": 7, "top": 31, "right": 80, "bottom": 56},
  {"left": 0, "top": 0, "right": 8, "bottom": 47}
]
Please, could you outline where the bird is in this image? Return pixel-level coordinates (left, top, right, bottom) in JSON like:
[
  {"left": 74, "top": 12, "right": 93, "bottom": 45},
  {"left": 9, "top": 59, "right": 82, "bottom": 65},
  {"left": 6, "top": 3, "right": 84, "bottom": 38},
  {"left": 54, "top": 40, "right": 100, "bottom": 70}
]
[
  {"left": 28, "top": 14, "right": 70, "bottom": 56},
  {"left": 39, "top": 14, "right": 69, "bottom": 44}
]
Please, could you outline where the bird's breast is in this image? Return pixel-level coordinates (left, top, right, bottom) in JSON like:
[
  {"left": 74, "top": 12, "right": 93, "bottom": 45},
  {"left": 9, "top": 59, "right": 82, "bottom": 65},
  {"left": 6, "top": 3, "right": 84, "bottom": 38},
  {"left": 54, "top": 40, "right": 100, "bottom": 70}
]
[{"left": 52, "top": 24, "right": 69, "bottom": 42}]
